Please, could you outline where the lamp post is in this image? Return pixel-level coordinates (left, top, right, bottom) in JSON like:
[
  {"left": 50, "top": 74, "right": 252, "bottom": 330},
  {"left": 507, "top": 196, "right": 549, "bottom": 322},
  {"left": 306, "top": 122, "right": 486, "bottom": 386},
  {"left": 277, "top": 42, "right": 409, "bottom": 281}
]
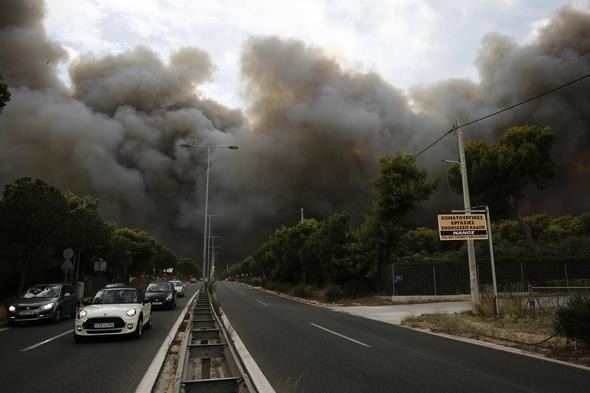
[{"left": 180, "top": 143, "right": 238, "bottom": 281}]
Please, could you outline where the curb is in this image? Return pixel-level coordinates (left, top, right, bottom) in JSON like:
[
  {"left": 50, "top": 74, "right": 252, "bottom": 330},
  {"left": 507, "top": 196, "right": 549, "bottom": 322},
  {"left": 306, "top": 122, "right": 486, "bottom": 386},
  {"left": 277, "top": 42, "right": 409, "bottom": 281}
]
[
  {"left": 220, "top": 311, "right": 276, "bottom": 393},
  {"left": 400, "top": 324, "right": 590, "bottom": 373},
  {"left": 134, "top": 288, "right": 199, "bottom": 393}
]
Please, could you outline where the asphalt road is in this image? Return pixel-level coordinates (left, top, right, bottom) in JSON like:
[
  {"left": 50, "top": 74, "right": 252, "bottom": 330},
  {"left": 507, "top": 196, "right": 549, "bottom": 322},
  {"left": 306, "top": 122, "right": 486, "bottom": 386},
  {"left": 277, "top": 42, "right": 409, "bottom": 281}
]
[
  {"left": 0, "top": 282, "right": 200, "bottom": 393},
  {"left": 216, "top": 281, "right": 590, "bottom": 393}
]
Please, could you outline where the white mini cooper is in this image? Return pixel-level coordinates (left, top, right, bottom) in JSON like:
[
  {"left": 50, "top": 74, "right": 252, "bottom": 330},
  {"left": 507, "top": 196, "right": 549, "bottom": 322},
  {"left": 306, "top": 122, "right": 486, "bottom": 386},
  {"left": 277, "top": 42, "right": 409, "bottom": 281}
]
[{"left": 74, "top": 287, "right": 152, "bottom": 342}]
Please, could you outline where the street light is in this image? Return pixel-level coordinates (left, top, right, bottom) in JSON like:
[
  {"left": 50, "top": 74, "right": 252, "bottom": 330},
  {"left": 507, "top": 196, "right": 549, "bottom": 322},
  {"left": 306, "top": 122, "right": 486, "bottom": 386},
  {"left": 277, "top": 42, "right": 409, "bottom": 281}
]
[{"left": 180, "top": 143, "right": 238, "bottom": 281}]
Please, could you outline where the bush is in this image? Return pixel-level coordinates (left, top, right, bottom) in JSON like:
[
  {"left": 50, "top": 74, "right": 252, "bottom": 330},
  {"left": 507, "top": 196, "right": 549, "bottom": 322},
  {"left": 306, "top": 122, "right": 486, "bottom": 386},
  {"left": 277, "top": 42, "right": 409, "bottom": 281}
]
[
  {"left": 342, "top": 280, "right": 369, "bottom": 298},
  {"left": 554, "top": 294, "right": 590, "bottom": 346},
  {"left": 323, "top": 285, "right": 345, "bottom": 302},
  {"left": 291, "top": 284, "right": 318, "bottom": 299}
]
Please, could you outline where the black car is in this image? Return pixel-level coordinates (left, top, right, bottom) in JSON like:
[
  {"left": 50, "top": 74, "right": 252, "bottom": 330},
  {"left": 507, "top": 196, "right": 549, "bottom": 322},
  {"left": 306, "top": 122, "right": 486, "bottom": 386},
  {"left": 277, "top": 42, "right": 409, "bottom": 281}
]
[
  {"left": 7, "top": 283, "right": 78, "bottom": 325},
  {"left": 145, "top": 282, "right": 176, "bottom": 310}
]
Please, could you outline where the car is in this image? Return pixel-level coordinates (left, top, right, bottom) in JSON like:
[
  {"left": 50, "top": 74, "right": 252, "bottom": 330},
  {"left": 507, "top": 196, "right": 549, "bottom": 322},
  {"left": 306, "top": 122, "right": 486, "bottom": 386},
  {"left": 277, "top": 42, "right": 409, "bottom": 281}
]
[
  {"left": 170, "top": 280, "right": 184, "bottom": 297},
  {"left": 190, "top": 277, "right": 197, "bottom": 283},
  {"left": 104, "top": 282, "right": 126, "bottom": 288},
  {"left": 145, "top": 282, "right": 176, "bottom": 310},
  {"left": 7, "top": 283, "right": 78, "bottom": 325},
  {"left": 74, "top": 287, "right": 151, "bottom": 342}
]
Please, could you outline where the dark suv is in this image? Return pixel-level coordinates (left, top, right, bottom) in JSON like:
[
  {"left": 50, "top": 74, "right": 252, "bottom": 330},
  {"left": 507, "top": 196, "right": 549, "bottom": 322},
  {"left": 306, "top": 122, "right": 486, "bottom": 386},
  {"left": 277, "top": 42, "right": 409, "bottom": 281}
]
[
  {"left": 8, "top": 283, "right": 78, "bottom": 325},
  {"left": 145, "top": 282, "right": 177, "bottom": 310}
]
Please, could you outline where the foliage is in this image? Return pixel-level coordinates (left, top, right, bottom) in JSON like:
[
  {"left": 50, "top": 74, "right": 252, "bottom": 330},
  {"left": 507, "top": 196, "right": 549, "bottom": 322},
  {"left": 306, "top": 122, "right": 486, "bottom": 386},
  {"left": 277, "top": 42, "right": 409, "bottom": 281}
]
[
  {"left": 0, "top": 74, "right": 10, "bottom": 113},
  {"left": 448, "top": 125, "right": 555, "bottom": 252},
  {"left": 0, "top": 177, "right": 180, "bottom": 297},
  {"left": 554, "top": 295, "right": 590, "bottom": 345},
  {"left": 176, "top": 257, "right": 202, "bottom": 280}
]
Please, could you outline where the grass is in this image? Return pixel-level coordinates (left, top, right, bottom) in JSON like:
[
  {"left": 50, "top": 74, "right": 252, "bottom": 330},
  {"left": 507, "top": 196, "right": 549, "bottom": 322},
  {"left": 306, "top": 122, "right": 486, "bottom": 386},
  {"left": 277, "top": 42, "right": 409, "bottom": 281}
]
[{"left": 403, "top": 310, "right": 590, "bottom": 367}]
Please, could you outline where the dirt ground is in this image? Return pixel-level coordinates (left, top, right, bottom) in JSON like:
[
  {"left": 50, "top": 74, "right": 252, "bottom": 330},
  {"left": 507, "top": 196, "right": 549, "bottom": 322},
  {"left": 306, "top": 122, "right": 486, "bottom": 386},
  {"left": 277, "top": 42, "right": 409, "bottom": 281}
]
[{"left": 402, "top": 313, "right": 590, "bottom": 368}]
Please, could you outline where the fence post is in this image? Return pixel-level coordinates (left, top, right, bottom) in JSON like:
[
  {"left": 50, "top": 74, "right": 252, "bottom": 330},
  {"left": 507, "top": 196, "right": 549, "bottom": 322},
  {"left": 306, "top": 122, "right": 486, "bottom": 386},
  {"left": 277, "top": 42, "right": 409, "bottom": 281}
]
[
  {"left": 433, "top": 265, "right": 437, "bottom": 296},
  {"left": 564, "top": 263, "right": 569, "bottom": 287},
  {"left": 520, "top": 262, "right": 524, "bottom": 290}
]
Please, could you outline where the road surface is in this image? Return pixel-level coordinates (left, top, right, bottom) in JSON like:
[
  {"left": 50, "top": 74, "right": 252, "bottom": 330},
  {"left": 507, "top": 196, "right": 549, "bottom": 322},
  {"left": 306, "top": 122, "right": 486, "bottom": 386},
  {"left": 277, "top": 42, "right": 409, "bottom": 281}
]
[
  {"left": 0, "top": 282, "right": 200, "bottom": 393},
  {"left": 216, "top": 281, "right": 590, "bottom": 393}
]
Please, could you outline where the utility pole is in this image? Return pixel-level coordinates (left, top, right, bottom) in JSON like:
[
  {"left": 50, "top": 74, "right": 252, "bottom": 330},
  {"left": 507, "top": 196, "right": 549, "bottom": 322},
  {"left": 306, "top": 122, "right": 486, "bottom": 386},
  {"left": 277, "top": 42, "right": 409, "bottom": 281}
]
[
  {"left": 202, "top": 146, "right": 211, "bottom": 281},
  {"left": 456, "top": 122, "right": 480, "bottom": 310}
]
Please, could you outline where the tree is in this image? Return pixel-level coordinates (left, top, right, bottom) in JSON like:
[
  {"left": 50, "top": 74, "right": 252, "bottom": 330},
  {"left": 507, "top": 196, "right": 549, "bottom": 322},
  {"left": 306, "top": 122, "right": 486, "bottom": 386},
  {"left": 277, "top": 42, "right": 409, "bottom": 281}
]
[
  {"left": 347, "top": 154, "right": 438, "bottom": 291},
  {"left": 112, "top": 228, "right": 159, "bottom": 276},
  {"left": 0, "top": 74, "right": 10, "bottom": 113},
  {"left": 0, "top": 178, "right": 69, "bottom": 294},
  {"left": 175, "top": 257, "right": 201, "bottom": 280},
  {"left": 448, "top": 125, "right": 555, "bottom": 252}
]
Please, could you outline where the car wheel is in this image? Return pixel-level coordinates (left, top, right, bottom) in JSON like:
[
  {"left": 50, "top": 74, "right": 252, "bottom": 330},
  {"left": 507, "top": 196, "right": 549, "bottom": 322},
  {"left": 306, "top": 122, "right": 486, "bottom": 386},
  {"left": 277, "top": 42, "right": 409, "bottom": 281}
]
[
  {"left": 7, "top": 319, "right": 15, "bottom": 327},
  {"left": 70, "top": 306, "right": 78, "bottom": 319},
  {"left": 134, "top": 316, "right": 143, "bottom": 339},
  {"left": 145, "top": 316, "right": 152, "bottom": 329},
  {"left": 73, "top": 333, "right": 86, "bottom": 343},
  {"left": 52, "top": 308, "right": 62, "bottom": 324}
]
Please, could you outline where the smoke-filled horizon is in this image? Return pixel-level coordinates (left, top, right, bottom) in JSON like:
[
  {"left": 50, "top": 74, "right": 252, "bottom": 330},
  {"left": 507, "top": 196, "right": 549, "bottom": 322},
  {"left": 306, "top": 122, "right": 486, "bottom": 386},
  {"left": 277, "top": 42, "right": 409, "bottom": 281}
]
[{"left": 1, "top": 0, "right": 589, "bottom": 265}]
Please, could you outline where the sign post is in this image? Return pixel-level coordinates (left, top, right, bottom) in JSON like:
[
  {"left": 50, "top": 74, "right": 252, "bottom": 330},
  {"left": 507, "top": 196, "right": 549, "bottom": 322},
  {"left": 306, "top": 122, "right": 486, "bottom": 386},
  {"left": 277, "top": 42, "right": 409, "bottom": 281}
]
[
  {"left": 438, "top": 209, "right": 499, "bottom": 316},
  {"left": 61, "top": 248, "right": 74, "bottom": 284}
]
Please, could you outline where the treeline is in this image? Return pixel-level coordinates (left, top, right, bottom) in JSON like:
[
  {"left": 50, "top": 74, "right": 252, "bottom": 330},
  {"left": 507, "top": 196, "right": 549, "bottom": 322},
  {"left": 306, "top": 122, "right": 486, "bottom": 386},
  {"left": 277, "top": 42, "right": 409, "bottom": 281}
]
[
  {"left": 229, "top": 125, "right": 589, "bottom": 297},
  {"left": 0, "top": 178, "right": 200, "bottom": 297}
]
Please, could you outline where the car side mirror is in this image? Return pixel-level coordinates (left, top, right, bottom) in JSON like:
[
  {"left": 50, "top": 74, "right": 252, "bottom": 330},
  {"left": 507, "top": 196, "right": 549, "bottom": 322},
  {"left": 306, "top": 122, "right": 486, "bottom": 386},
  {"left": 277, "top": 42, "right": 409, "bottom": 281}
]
[
  {"left": 143, "top": 298, "right": 150, "bottom": 304},
  {"left": 82, "top": 298, "right": 92, "bottom": 306},
  {"left": 65, "top": 293, "right": 71, "bottom": 298}
]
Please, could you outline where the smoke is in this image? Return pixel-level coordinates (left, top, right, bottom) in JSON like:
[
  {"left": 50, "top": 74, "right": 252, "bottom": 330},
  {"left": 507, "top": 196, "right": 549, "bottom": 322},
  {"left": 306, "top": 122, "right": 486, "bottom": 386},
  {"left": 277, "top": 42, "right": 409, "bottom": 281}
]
[{"left": 0, "top": 1, "right": 589, "bottom": 263}]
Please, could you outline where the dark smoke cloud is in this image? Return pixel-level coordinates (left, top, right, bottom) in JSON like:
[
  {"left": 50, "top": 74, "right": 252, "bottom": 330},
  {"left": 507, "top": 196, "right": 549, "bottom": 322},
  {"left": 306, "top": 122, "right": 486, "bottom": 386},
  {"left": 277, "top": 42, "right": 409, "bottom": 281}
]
[{"left": 0, "top": 1, "right": 589, "bottom": 264}]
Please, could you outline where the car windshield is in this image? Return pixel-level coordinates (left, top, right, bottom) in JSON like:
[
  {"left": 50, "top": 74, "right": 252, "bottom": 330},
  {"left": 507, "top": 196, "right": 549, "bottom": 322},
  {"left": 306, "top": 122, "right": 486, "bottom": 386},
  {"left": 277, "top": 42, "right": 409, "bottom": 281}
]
[
  {"left": 22, "top": 285, "right": 60, "bottom": 299},
  {"left": 147, "top": 283, "right": 170, "bottom": 292},
  {"left": 171, "top": 281, "right": 182, "bottom": 286},
  {"left": 92, "top": 289, "right": 138, "bottom": 304}
]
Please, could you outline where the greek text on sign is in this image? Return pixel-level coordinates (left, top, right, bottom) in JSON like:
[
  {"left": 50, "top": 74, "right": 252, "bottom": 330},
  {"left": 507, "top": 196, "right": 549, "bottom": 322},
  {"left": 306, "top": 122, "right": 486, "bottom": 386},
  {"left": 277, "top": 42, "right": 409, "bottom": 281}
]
[{"left": 437, "top": 214, "right": 488, "bottom": 240}]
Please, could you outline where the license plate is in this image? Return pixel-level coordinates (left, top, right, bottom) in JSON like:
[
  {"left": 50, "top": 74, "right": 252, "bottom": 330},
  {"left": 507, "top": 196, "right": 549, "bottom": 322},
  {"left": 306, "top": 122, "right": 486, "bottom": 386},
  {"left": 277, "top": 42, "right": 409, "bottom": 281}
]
[
  {"left": 94, "top": 322, "right": 115, "bottom": 328},
  {"left": 152, "top": 302, "right": 162, "bottom": 305},
  {"left": 19, "top": 310, "right": 36, "bottom": 316}
]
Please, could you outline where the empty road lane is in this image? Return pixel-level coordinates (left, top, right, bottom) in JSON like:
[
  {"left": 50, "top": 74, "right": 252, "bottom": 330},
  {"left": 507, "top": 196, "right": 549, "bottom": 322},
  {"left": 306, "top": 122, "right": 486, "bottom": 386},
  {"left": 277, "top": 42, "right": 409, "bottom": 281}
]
[{"left": 216, "top": 281, "right": 590, "bottom": 393}]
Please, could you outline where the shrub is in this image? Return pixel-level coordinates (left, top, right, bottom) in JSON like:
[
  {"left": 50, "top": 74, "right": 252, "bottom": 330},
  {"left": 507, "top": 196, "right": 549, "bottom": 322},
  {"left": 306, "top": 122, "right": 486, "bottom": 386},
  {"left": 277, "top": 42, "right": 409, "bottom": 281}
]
[
  {"left": 291, "top": 284, "right": 318, "bottom": 299},
  {"left": 342, "top": 280, "right": 369, "bottom": 298},
  {"left": 323, "top": 285, "right": 345, "bottom": 302},
  {"left": 554, "top": 294, "right": 590, "bottom": 346}
]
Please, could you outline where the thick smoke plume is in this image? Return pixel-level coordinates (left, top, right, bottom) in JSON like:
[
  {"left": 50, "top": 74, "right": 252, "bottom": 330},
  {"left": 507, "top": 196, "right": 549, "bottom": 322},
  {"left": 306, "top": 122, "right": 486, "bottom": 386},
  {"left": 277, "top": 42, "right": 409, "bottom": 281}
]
[{"left": 0, "top": 1, "right": 589, "bottom": 263}]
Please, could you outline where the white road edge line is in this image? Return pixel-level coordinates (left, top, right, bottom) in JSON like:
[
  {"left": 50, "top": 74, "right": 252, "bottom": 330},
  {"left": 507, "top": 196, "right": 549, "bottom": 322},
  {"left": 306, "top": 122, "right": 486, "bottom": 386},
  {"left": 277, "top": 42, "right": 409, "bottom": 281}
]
[
  {"left": 134, "top": 287, "right": 200, "bottom": 393},
  {"left": 309, "top": 323, "right": 372, "bottom": 348},
  {"left": 20, "top": 329, "right": 73, "bottom": 352},
  {"left": 0, "top": 327, "right": 10, "bottom": 333},
  {"left": 221, "top": 312, "right": 276, "bottom": 393},
  {"left": 256, "top": 299, "right": 269, "bottom": 306}
]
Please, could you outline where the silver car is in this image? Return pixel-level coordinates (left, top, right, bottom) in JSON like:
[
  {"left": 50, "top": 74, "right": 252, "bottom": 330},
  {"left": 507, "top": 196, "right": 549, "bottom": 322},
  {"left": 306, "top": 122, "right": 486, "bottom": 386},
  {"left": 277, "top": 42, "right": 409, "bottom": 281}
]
[{"left": 170, "top": 280, "right": 184, "bottom": 297}]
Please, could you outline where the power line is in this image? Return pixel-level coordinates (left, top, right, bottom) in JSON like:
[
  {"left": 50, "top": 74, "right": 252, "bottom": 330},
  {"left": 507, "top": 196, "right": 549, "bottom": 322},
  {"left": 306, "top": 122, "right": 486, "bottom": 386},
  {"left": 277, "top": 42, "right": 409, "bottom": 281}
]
[
  {"left": 413, "top": 72, "right": 590, "bottom": 158},
  {"left": 315, "top": 72, "right": 590, "bottom": 213}
]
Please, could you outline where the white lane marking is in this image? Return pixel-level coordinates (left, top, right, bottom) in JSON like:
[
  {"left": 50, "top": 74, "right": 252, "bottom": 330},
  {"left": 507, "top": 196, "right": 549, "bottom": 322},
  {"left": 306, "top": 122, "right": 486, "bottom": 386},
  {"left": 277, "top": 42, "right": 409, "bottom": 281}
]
[
  {"left": 0, "top": 327, "right": 10, "bottom": 333},
  {"left": 256, "top": 299, "right": 269, "bottom": 306},
  {"left": 20, "top": 329, "right": 74, "bottom": 352},
  {"left": 309, "top": 323, "right": 371, "bottom": 348}
]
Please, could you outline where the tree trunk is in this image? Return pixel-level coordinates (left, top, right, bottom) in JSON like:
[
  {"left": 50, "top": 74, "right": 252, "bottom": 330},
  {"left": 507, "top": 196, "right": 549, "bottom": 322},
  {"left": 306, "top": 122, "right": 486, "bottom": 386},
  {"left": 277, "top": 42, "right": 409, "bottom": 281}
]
[{"left": 510, "top": 197, "right": 539, "bottom": 254}]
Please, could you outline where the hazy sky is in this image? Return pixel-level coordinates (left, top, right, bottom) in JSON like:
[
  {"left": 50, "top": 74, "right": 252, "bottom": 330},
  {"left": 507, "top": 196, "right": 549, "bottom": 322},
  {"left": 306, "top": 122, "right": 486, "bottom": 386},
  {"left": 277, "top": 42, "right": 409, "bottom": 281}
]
[{"left": 45, "top": 0, "right": 587, "bottom": 108}]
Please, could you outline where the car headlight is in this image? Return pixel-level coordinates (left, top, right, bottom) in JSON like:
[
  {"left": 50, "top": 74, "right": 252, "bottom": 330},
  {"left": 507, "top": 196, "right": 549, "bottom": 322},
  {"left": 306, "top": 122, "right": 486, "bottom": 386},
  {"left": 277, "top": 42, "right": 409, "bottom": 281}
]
[
  {"left": 8, "top": 305, "right": 15, "bottom": 313},
  {"left": 126, "top": 308, "right": 137, "bottom": 317},
  {"left": 166, "top": 294, "right": 173, "bottom": 300},
  {"left": 77, "top": 309, "right": 87, "bottom": 319},
  {"left": 41, "top": 302, "right": 55, "bottom": 310}
]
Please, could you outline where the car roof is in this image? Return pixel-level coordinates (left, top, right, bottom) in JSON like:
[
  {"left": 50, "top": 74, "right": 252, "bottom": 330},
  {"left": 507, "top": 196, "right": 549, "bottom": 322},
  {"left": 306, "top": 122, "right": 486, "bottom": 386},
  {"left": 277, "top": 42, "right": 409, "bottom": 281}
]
[{"left": 101, "top": 287, "right": 138, "bottom": 291}]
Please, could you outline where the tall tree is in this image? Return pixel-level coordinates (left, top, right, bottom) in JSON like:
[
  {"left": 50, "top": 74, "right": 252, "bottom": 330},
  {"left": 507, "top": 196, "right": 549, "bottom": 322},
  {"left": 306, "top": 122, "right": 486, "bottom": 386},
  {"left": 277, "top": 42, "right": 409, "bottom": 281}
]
[
  {"left": 0, "top": 178, "right": 69, "bottom": 294},
  {"left": 0, "top": 74, "right": 10, "bottom": 113},
  {"left": 351, "top": 154, "right": 438, "bottom": 287},
  {"left": 448, "top": 125, "right": 555, "bottom": 252}
]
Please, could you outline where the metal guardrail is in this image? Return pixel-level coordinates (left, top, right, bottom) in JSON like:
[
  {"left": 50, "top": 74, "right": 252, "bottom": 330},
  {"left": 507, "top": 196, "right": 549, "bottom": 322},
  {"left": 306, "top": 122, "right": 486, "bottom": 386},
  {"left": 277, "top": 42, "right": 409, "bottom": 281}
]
[{"left": 174, "top": 288, "right": 255, "bottom": 393}]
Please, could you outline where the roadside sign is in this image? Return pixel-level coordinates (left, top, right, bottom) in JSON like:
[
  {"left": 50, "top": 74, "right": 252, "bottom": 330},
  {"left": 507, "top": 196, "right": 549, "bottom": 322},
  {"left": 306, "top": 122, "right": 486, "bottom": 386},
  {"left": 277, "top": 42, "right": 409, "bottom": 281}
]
[
  {"left": 61, "top": 259, "right": 74, "bottom": 270},
  {"left": 437, "top": 213, "right": 488, "bottom": 240},
  {"left": 63, "top": 248, "right": 74, "bottom": 260},
  {"left": 94, "top": 258, "right": 107, "bottom": 272}
]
